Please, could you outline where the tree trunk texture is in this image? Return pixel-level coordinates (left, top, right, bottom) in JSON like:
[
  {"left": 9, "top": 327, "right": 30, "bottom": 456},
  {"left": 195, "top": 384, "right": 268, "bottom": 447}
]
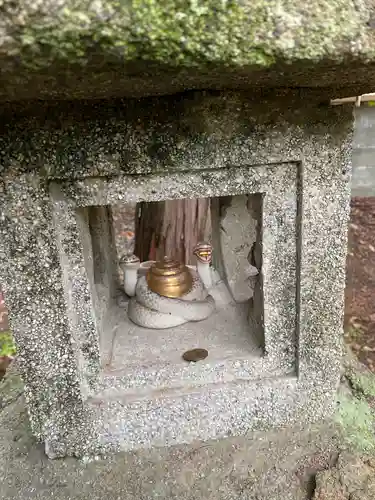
[{"left": 135, "top": 199, "right": 212, "bottom": 265}]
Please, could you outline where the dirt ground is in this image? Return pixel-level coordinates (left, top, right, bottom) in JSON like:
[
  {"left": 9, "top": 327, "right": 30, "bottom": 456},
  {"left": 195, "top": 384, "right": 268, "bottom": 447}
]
[
  {"left": 0, "top": 368, "right": 342, "bottom": 500},
  {"left": 345, "top": 197, "right": 375, "bottom": 371}
]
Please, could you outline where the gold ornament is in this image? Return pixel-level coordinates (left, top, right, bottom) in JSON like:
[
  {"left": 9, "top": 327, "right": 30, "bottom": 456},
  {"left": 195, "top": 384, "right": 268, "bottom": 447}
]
[{"left": 146, "top": 257, "right": 193, "bottom": 298}]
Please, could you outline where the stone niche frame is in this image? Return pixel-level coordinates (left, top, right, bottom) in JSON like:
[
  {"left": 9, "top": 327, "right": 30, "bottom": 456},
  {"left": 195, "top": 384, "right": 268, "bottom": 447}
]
[
  {"left": 50, "top": 162, "right": 299, "bottom": 396},
  {"left": 0, "top": 92, "right": 352, "bottom": 457}
]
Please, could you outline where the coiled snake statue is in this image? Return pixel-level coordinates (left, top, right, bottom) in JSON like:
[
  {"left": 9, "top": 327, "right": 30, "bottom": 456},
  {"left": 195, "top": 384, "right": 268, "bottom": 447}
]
[{"left": 120, "top": 243, "right": 218, "bottom": 329}]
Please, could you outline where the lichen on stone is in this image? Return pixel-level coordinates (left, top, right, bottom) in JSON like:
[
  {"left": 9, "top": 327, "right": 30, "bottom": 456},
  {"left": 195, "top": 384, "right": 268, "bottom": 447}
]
[
  {"left": 335, "top": 393, "right": 375, "bottom": 453},
  {"left": 4, "top": 0, "right": 374, "bottom": 71},
  {"left": 343, "top": 344, "right": 375, "bottom": 399},
  {"left": 0, "top": 331, "right": 16, "bottom": 358},
  {"left": 347, "top": 371, "right": 375, "bottom": 399},
  {"left": 0, "top": 1, "right": 374, "bottom": 99}
]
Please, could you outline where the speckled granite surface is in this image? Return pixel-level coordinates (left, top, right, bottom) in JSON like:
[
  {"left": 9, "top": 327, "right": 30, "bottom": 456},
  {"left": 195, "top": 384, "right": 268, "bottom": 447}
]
[{"left": 0, "top": 90, "right": 352, "bottom": 457}]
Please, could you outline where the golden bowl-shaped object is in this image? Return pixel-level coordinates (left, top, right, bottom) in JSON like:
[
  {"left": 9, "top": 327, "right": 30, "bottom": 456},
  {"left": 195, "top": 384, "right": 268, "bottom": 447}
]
[{"left": 146, "top": 257, "right": 193, "bottom": 298}]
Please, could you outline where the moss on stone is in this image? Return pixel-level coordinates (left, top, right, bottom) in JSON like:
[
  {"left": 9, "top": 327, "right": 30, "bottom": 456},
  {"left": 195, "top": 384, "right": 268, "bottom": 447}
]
[
  {"left": 335, "top": 393, "right": 375, "bottom": 453},
  {"left": 8, "top": 0, "right": 373, "bottom": 71},
  {"left": 0, "top": 331, "right": 16, "bottom": 358},
  {"left": 347, "top": 371, "right": 375, "bottom": 399}
]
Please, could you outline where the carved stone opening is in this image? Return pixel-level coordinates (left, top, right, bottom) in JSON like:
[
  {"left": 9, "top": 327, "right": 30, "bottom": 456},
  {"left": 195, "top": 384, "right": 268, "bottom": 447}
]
[
  {"left": 75, "top": 194, "right": 264, "bottom": 392},
  {"left": 51, "top": 163, "right": 299, "bottom": 404}
]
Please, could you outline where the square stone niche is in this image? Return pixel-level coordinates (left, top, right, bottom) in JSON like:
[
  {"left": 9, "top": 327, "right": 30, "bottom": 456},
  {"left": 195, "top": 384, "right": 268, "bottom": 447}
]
[
  {"left": 89, "top": 194, "right": 268, "bottom": 381},
  {"left": 49, "top": 162, "right": 306, "bottom": 450}
]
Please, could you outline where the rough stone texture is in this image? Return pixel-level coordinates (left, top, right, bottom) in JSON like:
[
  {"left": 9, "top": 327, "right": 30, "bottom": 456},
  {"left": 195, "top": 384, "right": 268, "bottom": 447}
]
[
  {"left": 0, "top": 90, "right": 352, "bottom": 457},
  {"left": 219, "top": 195, "right": 258, "bottom": 302},
  {"left": 0, "top": 368, "right": 340, "bottom": 500},
  {"left": 0, "top": 90, "right": 351, "bottom": 179},
  {"left": 313, "top": 454, "right": 375, "bottom": 499},
  {"left": 1, "top": 1, "right": 375, "bottom": 100}
]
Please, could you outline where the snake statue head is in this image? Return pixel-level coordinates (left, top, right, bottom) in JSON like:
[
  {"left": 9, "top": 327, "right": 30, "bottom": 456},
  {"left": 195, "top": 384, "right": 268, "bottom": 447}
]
[
  {"left": 193, "top": 242, "right": 213, "bottom": 289},
  {"left": 193, "top": 242, "right": 213, "bottom": 263},
  {"left": 119, "top": 254, "right": 140, "bottom": 297}
]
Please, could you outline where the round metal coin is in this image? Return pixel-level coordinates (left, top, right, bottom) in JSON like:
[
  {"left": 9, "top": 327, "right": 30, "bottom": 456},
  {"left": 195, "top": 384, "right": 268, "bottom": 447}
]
[{"left": 182, "top": 348, "right": 208, "bottom": 362}]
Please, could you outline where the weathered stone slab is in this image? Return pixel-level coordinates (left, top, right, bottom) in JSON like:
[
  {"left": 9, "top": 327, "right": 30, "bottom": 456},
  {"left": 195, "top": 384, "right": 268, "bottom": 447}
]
[
  {"left": 314, "top": 454, "right": 375, "bottom": 500},
  {"left": 1, "top": 1, "right": 375, "bottom": 100},
  {"left": 219, "top": 195, "right": 257, "bottom": 303},
  {"left": 0, "top": 90, "right": 351, "bottom": 179}
]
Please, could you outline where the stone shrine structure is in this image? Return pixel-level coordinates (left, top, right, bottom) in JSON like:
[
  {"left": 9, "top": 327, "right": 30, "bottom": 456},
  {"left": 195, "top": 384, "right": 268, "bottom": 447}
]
[{"left": 0, "top": 0, "right": 374, "bottom": 459}]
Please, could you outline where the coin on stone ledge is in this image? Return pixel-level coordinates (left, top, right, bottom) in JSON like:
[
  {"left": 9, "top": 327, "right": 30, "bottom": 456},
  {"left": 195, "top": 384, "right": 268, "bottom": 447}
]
[{"left": 182, "top": 348, "right": 208, "bottom": 362}]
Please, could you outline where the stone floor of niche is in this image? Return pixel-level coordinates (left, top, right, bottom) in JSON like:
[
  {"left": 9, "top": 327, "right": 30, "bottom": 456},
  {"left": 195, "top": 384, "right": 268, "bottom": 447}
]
[{"left": 100, "top": 300, "right": 262, "bottom": 377}]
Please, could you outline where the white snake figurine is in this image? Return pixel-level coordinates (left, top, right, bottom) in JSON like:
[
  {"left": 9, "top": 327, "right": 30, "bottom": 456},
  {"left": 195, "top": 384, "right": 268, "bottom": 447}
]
[{"left": 120, "top": 243, "right": 217, "bottom": 329}]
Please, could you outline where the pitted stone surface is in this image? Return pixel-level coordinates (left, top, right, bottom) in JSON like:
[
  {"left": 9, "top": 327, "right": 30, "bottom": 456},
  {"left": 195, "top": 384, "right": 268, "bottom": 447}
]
[
  {"left": 313, "top": 454, "right": 375, "bottom": 500},
  {"left": 219, "top": 195, "right": 258, "bottom": 302},
  {"left": 93, "top": 375, "right": 339, "bottom": 453},
  {"left": 0, "top": 90, "right": 352, "bottom": 456},
  {"left": 0, "top": 91, "right": 352, "bottom": 179}
]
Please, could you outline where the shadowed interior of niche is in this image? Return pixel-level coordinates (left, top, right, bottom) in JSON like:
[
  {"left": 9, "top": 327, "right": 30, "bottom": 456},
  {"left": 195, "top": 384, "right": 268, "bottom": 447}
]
[{"left": 75, "top": 194, "right": 265, "bottom": 374}]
